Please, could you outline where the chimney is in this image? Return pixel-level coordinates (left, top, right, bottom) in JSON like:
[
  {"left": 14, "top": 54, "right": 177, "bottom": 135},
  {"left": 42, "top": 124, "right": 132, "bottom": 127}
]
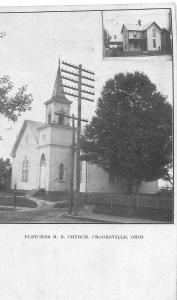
[{"left": 138, "top": 20, "right": 141, "bottom": 26}]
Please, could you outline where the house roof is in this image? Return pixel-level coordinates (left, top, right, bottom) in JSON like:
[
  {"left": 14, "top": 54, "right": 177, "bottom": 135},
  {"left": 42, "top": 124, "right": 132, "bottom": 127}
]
[
  {"left": 142, "top": 22, "right": 162, "bottom": 31},
  {"left": 44, "top": 60, "right": 72, "bottom": 105},
  {"left": 11, "top": 120, "right": 44, "bottom": 157},
  {"left": 121, "top": 21, "right": 162, "bottom": 33}
]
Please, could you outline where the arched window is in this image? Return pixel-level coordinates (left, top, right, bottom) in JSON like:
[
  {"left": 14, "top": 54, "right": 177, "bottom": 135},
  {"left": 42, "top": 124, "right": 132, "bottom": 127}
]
[
  {"left": 40, "top": 154, "right": 46, "bottom": 166},
  {"left": 22, "top": 157, "right": 29, "bottom": 182},
  {"left": 58, "top": 163, "right": 65, "bottom": 181}
]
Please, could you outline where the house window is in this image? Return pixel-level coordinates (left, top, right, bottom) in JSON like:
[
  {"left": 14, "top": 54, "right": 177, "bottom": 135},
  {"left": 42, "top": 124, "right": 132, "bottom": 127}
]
[
  {"left": 133, "top": 31, "right": 137, "bottom": 37},
  {"left": 153, "top": 39, "right": 156, "bottom": 48},
  {"left": 22, "top": 157, "right": 29, "bottom": 182},
  {"left": 80, "top": 161, "right": 83, "bottom": 183},
  {"left": 48, "top": 113, "right": 51, "bottom": 124},
  {"left": 58, "top": 163, "right": 65, "bottom": 181},
  {"left": 152, "top": 29, "right": 156, "bottom": 37}
]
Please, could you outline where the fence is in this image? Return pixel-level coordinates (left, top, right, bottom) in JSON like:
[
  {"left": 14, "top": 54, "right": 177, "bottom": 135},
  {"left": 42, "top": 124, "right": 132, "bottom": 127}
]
[{"left": 80, "top": 192, "right": 173, "bottom": 210}]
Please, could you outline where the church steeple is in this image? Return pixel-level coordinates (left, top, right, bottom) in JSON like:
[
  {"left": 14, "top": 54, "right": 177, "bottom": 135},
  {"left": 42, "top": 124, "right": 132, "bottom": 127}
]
[
  {"left": 44, "top": 59, "right": 72, "bottom": 125},
  {"left": 52, "top": 59, "right": 66, "bottom": 99}
]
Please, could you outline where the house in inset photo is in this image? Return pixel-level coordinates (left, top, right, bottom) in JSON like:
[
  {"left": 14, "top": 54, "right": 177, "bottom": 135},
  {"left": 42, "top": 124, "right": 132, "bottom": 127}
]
[
  {"left": 103, "top": 9, "right": 172, "bottom": 57},
  {"left": 121, "top": 21, "right": 162, "bottom": 52}
]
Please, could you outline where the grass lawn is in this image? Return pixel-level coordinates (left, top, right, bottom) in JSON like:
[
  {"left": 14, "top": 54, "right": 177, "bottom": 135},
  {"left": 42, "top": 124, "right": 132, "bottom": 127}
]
[
  {"left": 0, "top": 207, "right": 97, "bottom": 223},
  {"left": 0, "top": 195, "right": 37, "bottom": 208},
  {"left": 93, "top": 205, "right": 173, "bottom": 222}
]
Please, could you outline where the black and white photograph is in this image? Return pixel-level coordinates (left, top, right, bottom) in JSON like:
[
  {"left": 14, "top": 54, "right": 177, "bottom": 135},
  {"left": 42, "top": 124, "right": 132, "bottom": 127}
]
[
  {"left": 103, "top": 9, "right": 172, "bottom": 57},
  {"left": 0, "top": 3, "right": 176, "bottom": 300},
  {"left": 0, "top": 6, "right": 173, "bottom": 224}
]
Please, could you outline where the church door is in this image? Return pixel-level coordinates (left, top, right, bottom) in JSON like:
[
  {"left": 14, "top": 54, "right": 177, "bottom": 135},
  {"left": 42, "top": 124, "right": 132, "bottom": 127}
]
[{"left": 39, "top": 154, "right": 47, "bottom": 189}]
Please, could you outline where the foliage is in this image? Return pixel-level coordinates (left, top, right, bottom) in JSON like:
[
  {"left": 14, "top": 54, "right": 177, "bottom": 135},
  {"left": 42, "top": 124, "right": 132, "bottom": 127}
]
[
  {"left": 0, "top": 76, "right": 33, "bottom": 122},
  {"left": 0, "top": 158, "right": 11, "bottom": 178},
  {"left": 81, "top": 72, "right": 172, "bottom": 193},
  {"left": 0, "top": 158, "right": 11, "bottom": 189},
  {"left": 103, "top": 28, "right": 111, "bottom": 48}
]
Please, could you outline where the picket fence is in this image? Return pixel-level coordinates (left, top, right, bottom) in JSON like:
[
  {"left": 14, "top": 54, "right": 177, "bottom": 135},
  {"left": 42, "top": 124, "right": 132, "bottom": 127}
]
[{"left": 80, "top": 192, "right": 172, "bottom": 210}]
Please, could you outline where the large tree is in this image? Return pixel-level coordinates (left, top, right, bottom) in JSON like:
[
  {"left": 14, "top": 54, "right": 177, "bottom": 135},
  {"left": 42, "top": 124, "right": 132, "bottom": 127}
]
[
  {"left": 81, "top": 72, "right": 172, "bottom": 193},
  {"left": 0, "top": 75, "right": 33, "bottom": 122}
]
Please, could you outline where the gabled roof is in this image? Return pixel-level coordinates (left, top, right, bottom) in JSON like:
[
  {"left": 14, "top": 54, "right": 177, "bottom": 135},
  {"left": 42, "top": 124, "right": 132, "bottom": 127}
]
[
  {"left": 121, "top": 21, "right": 162, "bottom": 33},
  {"left": 11, "top": 120, "right": 44, "bottom": 157},
  {"left": 142, "top": 22, "right": 162, "bottom": 31},
  {"left": 121, "top": 24, "right": 142, "bottom": 33},
  {"left": 44, "top": 60, "right": 72, "bottom": 105}
]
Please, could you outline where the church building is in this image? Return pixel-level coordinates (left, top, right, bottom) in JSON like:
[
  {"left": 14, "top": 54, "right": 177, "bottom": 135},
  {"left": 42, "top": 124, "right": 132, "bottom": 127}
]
[{"left": 11, "top": 62, "right": 158, "bottom": 195}]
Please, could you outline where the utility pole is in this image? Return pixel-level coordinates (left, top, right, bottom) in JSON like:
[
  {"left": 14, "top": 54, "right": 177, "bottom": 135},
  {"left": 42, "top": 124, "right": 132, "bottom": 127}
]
[
  {"left": 55, "top": 111, "right": 88, "bottom": 215},
  {"left": 60, "top": 60, "right": 95, "bottom": 215}
]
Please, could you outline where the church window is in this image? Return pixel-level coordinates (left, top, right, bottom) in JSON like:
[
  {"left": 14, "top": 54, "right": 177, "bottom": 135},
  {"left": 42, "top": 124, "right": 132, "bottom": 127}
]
[
  {"left": 40, "top": 154, "right": 46, "bottom": 166},
  {"left": 58, "top": 163, "right": 65, "bottom": 181},
  {"left": 22, "top": 157, "right": 29, "bottom": 182},
  {"left": 48, "top": 113, "right": 51, "bottom": 124},
  {"left": 25, "top": 135, "right": 29, "bottom": 144}
]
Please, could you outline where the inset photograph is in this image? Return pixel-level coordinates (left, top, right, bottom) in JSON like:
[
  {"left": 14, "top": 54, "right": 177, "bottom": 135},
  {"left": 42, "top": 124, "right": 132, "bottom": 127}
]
[{"left": 103, "top": 9, "right": 172, "bottom": 58}]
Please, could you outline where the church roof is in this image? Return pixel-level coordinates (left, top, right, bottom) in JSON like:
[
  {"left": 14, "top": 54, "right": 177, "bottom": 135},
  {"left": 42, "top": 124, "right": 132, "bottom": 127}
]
[
  {"left": 44, "top": 61, "right": 72, "bottom": 105},
  {"left": 11, "top": 120, "right": 44, "bottom": 157}
]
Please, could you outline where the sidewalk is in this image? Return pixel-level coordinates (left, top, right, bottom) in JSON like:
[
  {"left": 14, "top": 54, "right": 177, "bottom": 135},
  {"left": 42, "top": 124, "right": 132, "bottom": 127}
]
[{"left": 63, "top": 206, "right": 165, "bottom": 224}]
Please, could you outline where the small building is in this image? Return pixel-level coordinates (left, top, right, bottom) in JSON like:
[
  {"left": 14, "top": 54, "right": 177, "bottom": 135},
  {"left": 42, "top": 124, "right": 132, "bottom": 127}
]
[
  {"left": 121, "top": 20, "right": 163, "bottom": 52},
  {"left": 10, "top": 62, "right": 158, "bottom": 195}
]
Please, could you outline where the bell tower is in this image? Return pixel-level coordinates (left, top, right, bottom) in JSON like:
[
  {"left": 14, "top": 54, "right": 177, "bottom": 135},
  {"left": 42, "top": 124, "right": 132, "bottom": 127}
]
[
  {"left": 44, "top": 60, "right": 72, "bottom": 126},
  {"left": 38, "top": 60, "right": 74, "bottom": 193}
]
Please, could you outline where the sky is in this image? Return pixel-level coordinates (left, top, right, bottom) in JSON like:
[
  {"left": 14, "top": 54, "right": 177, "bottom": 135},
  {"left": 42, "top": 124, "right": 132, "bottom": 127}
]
[
  {"left": 103, "top": 9, "right": 171, "bottom": 41},
  {"left": 0, "top": 8, "right": 173, "bottom": 159}
]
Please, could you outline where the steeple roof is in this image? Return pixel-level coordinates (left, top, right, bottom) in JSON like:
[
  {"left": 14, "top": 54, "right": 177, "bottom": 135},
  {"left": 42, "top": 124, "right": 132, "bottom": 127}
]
[
  {"left": 44, "top": 60, "right": 72, "bottom": 105},
  {"left": 52, "top": 60, "right": 65, "bottom": 98}
]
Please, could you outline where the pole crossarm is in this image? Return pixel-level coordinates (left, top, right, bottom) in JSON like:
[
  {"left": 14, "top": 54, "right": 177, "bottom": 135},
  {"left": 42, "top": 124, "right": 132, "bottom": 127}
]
[
  {"left": 61, "top": 75, "right": 94, "bottom": 89},
  {"left": 55, "top": 112, "right": 88, "bottom": 123},
  {"left": 62, "top": 84, "right": 95, "bottom": 96},
  {"left": 64, "top": 91, "right": 94, "bottom": 102},
  {"left": 61, "top": 68, "right": 95, "bottom": 82},
  {"left": 61, "top": 68, "right": 79, "bottom": 77},
  {"left": 62, "top": 61, "right": 95, "bottom": 75}
]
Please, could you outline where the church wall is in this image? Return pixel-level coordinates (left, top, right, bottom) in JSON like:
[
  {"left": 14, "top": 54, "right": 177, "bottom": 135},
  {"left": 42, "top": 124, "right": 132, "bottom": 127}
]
[
  {"left": 85, "top": 163, "right": 128, "bottom": 193},
  {"left": 50, "top": 126, "right": 72, "bottom": 146},
  {"left": 80, "top": 162, "right": 158, "bottom": 194},
  {"left": 11, "top": 127, "right": 38, "bottom": 190},
  {"left": 48, "top": 146, "right": 72, "bottom": 192}
]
